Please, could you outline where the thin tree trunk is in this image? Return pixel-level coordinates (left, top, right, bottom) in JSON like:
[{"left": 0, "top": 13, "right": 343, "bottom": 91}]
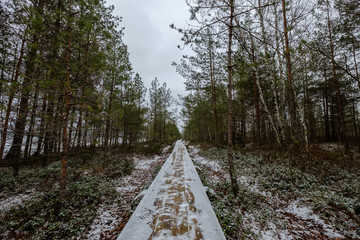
[
  {"left": 36, "top": 94, "right": 47, "bottom": 157},
  {"left": 209, "top": 48, "right": 219, "bottom": 146},
  {"left": 0, "top": 50, "right": 6, "bottom": 100},
  {"left": 24, "top": 86, "right": 39, "bottom": 157},
  {"left": 326, "top": 0, "right": 348, "bottom": 150},
  {"left": 253, "top": 70, "right": 261, "bottom": 144},
  {"left": 7, "top": 40, "right": 39, "bottom": 176},
  {"left": 67, "top": 108, "right": 75, "bottom": 150},
  {"left": 227, "top": 0, "right": 239, "bottom": 196},
  {"left": 281, "top": 0, "right": 308, "bottom": 148},
  {"left": 76, "top": 109, "right": 82, "bottom": 148},
  {"left": 0, "top": 38, "right": 25, "bottom": 160},
  {"left": 83, "top": 119, "right": 88, "bottom": 147},
  {"left": 60, "top": 0, "right": 72, "bottom": 196},
  {"left": 330, "top": 104, "right": 336, "bottom": 140},
  {"left": 281, "top": 0, "right": 297, "bottom": 138},
  {"left": 274, "top": 1, "right": 286, "bottom": 115},
  {"left": 353, "top": 47, "right": 360, "bottom": 91},
  {"left": 258, "top": 0, "right": 284, "bottom": 144},
  {"left": 250, "top": 37, "right": 281, "bottom": 144},
  {"left": 105, "top": 77, "right": 114, "bottom": 148},
  {"left": 351, "top": 101, "right": 360, "bottom": 152}
]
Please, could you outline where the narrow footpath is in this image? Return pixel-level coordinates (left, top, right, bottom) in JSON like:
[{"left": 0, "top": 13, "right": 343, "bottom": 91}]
[{"left": 118, "top": 140, "right": 225, "bottom": 240}]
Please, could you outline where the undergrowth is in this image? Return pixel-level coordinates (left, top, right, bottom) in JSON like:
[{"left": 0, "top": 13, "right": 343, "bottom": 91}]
[
  {"left": 198, "top": 145, "right": 360, "bottom": 238},
  {"left": 0, "top": 149, "right": 135, "bottom": 239},
  {"left": 199, "top": 168, "right": 273, "bottom": 239}
]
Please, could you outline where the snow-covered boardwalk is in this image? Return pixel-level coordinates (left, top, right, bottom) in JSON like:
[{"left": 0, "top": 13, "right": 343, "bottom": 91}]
[{"left": 118, "top": 140, "right": 225, "bottom": 240}]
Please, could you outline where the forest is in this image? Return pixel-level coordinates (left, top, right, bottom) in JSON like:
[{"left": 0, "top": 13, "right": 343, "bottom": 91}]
[
  {"left": 0, "top": 0, "right": 359, "bottom": 239},
  {"left": 173, "top": 0, "right": 360, "bottom": 196}
]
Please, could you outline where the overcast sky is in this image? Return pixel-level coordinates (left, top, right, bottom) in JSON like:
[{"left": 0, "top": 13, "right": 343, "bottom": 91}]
[{"left": 106, "top": 0, "right": 193, "bottom": 104}]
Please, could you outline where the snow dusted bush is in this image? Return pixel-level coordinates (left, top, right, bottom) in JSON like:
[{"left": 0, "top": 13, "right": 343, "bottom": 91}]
[{"left": 2, "top": 176, "right": 117, "bottom": 239}]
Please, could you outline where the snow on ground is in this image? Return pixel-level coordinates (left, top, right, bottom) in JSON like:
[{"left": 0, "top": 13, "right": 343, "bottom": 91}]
[
  {"left": 85, "top": 153, "right": 167, "bottom": 240},
  {"left": 188, "top": 145, "right": 228, "bottom": 182},
  {"left": 0, "top": 189, "right": 36, "bottom": 214},
  {"left": 85, "top": 203, "right": 120, "bottom": 239},
  {"left": 238, "top": 175, "right": 270, "bottom": 197},
  {"left": 282, "top": 202, "right": 344, "bottom": 239},
  {"left": 161, "top": 145, "right": 171, "bottom": 154},
  {"left": 187, "top": 145, "right": 346, "bottom": 240}
]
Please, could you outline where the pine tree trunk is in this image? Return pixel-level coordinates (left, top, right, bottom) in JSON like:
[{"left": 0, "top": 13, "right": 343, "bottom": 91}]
[
  {"left": 323, "top": 93, "right": 331, "bottom": 142},
  {"left": 227, "top": 0, "right": 239, "bottom": 196},
  {"left": 326, "top": 0, "right": 348, "bottom": 150},
  {"left": 209, "top": 48, "right": 220, "bottom": 146},
  {"left": 0, "top": 50, "right": 6, "bottom": 101},
  {"left": 35, "top": 94, "right": 47, "bottom": 157},
  {"left": 274, "top": 1, "right": 286, "bottom": 115},
  {"left": 7, "top": 34, "right": 40, "bottom": 176},
  {"left": 0, "top": 38, "right": 25, "bottom": 160},
  {"left": 353, "top": 47, "right": 360, "bottom": 91},
  {"left": 351, "top": 102, "right": 360, "bottom": 152},
  {"left": 105, "top": 77, "right": 114, "bottom": 148},
  {"left": 83, "top": 119, "right": 88, "bottom": 148},
  {"left": 253, "top": 71, "right": 261, "bottom": 144},
  {"left": 76, "top": 109, "right": 82, "bottom": 148},
  {"left": 68, "top": 108, "right": 75, "bottom": 150},
  {"left": 281, "top": 0, "right": 308, "bottom": 147},
  {"left": 60, "top": 0, "right": 72, "bottom": 197},
  {"left": 24, "top": 86, "right": 39, "bottom": 157},
  {"left": 281, "top": 0, "right": 297, "bottom": 139}
]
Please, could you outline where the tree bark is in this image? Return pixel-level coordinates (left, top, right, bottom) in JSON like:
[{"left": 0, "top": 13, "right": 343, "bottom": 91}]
[
  {"left": 60, "top": 0, "right": 72, "bottom": 197},
  {"left": 281, "top": 0, "right": 308, "bottom": 147},
  {"left": 326, "top": 0, "right": 348, "bottom": 150},
  {"left": 0, "top": 38, "right": 25, "bottom": 160},
  {"left": 209, "top": 47, "right": 220, "bottom": 146},
  {"left": 250, "top": 36, "right": 281, "bottom": 144},
  {"left": 258, "top": 0, "right": 284, "bottom": 144},
  {"left": 226, "top": 0, "right": 239, "bottom": 196},
  {"left": 6, "top": 29, "right": 41, "bottom": 175},
  {"left": 281, "top": 0, "right": 297, "bottom": 138},
  {"left": 253, "top": 70, "right": 261, "bottom": 144},
  {"left": 24, "top": 85, "right": 39, "bottom": 157},
  {"left": 35, "top": 94, "right": 47, "bottom": 157},
  {"left": 353, "top": 47, "right": 360, "bottom": 91},
  {"left": 351, "top": 101, "right": 360, "bottom": 152}
]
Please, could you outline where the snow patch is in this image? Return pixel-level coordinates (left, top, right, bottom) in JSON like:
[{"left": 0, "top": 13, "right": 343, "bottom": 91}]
[
  {"left": 0, "top": 189, "right": 36, "bottom": 214},
  {"left": 85, "top": 154, "right": 165, "bottom": 239},
  {"left": 85, "top": 203, "right": 121, "bottom": 240},
  {"left": 283, "top": 202, "right": 344, "bottom": 239},
  {"left": 189, "top": 146, "right": 228, "bottom": 182},
  {"left": 161, "top": 145, "right": 171, "bottom": 154}
]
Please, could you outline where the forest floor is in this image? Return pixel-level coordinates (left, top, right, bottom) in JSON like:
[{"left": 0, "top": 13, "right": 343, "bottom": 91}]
[
  {"left": 0, "top": 146, "right": 170, "bottom": 240},
  {"left": 187, "top": 142, "right": 360, "bottom": 240},
  {"left": 0, "top": 141, "right": 359, "bottom": 240}
]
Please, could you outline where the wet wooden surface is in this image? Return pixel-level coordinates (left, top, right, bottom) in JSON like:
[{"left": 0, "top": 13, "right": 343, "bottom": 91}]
[{"left": 117, "top": 140, "right": 225, "bottom": 240}]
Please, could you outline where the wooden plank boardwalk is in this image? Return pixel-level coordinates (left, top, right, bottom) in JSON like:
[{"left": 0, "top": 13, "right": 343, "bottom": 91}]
[{"left": 118, "top": 140, "right": 225, "bottom": 240}]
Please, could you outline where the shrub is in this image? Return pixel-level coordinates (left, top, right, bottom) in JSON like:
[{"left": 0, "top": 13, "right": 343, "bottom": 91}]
[{"left": 2, "top": 175, "right": 117, "bottom": 239}]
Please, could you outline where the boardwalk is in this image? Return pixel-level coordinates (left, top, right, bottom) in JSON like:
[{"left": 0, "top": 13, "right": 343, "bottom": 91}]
[{"left": 118, "top": 140, "right": 225, "bottom": 240}]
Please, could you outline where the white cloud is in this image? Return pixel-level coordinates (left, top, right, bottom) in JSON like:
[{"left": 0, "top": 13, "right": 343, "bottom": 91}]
[{"left": 106, "top": 0, "right": 193, "bottom": 102}]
